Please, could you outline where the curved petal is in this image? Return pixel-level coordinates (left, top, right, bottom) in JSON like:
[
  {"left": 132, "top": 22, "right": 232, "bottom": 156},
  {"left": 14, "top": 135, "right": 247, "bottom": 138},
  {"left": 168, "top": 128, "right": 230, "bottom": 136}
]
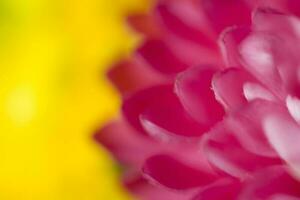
[
  {"left": 251, "top": 7, "right": 300, "bottom": 98},
  {"left": 143, "top": 154, "right": 218, "bottom": 189},
  {"left": 125, "top": 176, "right": 195, "bottom": 200},
  {"left": 238, "top": 166, "right": 300, "bottom": 200},
  {"left": 175, "top": 66, "right": 225, "bottom": 126},
  {"left": 192, "top": 179, "right": 241, "bottom": 200},
  {"left": 204, "top": 122, "right": 281, "bottom": 180},
  {"left": 108, "top": 57, "right": 168, "bottom": 96},
  {"left": 219, "top": 26, "right": 251, "bottom": 67},
  {"left": 137, "top": 39, "right": 189, "bottom": 74},
  {"left": 127, "top": 13, "right": 162, "bottom": 38},
  {"left": 263, "top": 110, "right": 300, "bottom": 180},
  {"left": 155, "top": 2, "right": 215, "bottom": 48},
  {"left": 201, "top": 0, "right": 251, "bottom": 33},
  {"left": 94, "top": 119, "right": 156, "bottom": 167},
  {"left": 212, "top": 68, "right": 253, "bottom": 111},
  {"left": 123, "top": 85, "right": 212, "bottom": 138}
]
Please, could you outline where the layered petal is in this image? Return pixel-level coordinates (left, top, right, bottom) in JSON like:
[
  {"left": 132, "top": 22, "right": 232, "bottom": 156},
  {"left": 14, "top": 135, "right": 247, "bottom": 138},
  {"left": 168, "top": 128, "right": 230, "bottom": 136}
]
[
  {"left": 263, "top": 109, "right": 300, "bottom": 179},
  {"left": 137, "top": 39, "right": 189, "bottom": 74},
  {"left": 124, "top": 85, "right": 214, "bottom": 138},
  {"left": 204, "top": 121, "right": 281, "bottom": 179},
  {"left": 238, "top": 166, "right": 300, "bottom": 200},
  {"left": 143, "top": 154, "right": 218, "bottom": 189},
  {"left": 201, "top": 0, "right": 251, "bottom": 33},
  {"left": 108, "top": 57, "right": 168, "bottom": 96},
  {"left": 175, "top": 66, "right": 224, "bottom": 125},
  {"left": 212, "top": 67, "right": 253, "bottom": 111}
]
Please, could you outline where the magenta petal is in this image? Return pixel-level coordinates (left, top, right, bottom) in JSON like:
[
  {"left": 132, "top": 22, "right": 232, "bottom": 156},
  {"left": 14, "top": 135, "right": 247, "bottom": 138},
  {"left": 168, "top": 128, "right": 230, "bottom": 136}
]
[
  {"left": 204, "top": 120, "right": 281, "bottom": 179},
  {"left": 143, "top": 154, "right": 217, "bottom": 189},
  {"left": 192, "top": 179, "right": 241, "bottom": 200},
  {"left": 175, "top": 66, "right": 225, "bottom": 126},
  {"left": 212, "top": 68, "right": 253, "bottom": 111},
  {"left": 124, "top": 85, "right": 212, "bottom": 137},
  {"left": 125, "top": 176, "right": 195, "bottom": 200},
  {"left": 137, "top": 39, "right": 188, "bottom": 74},
  {"left": 287, "top": 0, "right": 300, "bottom": 17},
  {"left": 201, "top": 0, "right": 251, "bottom": 33},
  {"left": 238, "top": 166, "right": 300, "bottom": 199},
  {"left": 219, "top": 26, "right": 251, "bottom": 67},
  {"left": 155, "top": 2, "right": 215, "bottom": 48}
]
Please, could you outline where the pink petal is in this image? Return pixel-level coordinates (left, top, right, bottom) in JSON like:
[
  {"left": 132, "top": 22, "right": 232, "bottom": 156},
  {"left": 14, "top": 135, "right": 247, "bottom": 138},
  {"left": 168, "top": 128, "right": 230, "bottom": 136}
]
[
  {"left": 286, "top": 0, "right": 300, "bottom": 16},
  {"left": 192, "top": 179, "right": 241, "bottom": 200},
  {"left": 137, "top": 39, "right": 188, "bottom": 74},
  {"left": 124, "top": 85, "right": 213, "bottom": 137},
  {"left": 155, "top": 2, "right": 215, "bottom": 48},
  {"left": 238, "top": 166, "right": 300, "bottom": 200},
  {"left": 125, "top": 175, "right": 196, "bottom": 200},
  {"left": 251, "top": 8, "right": 300, "bottom": 98},
  {"left": 263, "top": 110, "right": 300, "bottom": 180},
  {"left": 226, "top": 100, "right": 282, "bottom": 157},
  {"left": 94, "top": 119, "right": 156, "bottom": 167},
  {"left": 212, "top": 67, "right": 253, "bottom": 111},
  {"left": 107, "top": 57, "right": 168, "bottom": 96},
  {"left": 175, "top": 66, "right": 225, "bottom": 126},
  {"left": 127, "top": 13, "right": 162, "bottom": 38},
  {"left": 204, "top": 122, "right": 281, "bottom": 179},
  {"left": 143, "top": 154, "right": 218, "bottom": 189},
  {"left": 200, "top": 0, "right": 251, "bottom": 33},
  {"left": 219, "top": 26, "right": 251, "bottom": 67},
  {"left": 239, "top": 31, "right": 286, "bottom": 99}
]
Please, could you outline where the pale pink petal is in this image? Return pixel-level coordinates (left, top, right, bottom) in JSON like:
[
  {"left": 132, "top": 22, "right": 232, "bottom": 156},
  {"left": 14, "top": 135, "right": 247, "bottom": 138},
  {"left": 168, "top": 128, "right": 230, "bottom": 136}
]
[
  {"left": 263, "top": 111, "right": 300, "bottom": 180},
  {"left": 204, "top": 122, "right": 281, "bottom": 179}
]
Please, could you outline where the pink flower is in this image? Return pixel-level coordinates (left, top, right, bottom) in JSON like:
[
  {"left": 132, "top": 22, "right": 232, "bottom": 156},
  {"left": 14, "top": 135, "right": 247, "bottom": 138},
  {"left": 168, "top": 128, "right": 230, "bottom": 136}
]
[{"left": 96, "top": 0, "right": 300, "bottom": 199}]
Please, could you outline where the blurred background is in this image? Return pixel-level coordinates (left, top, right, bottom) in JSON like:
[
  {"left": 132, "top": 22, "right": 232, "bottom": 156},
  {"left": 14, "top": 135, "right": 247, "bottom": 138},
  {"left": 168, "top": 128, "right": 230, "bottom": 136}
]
[{"left": 0, "top": 0, "right": 149, "bottom": 199}]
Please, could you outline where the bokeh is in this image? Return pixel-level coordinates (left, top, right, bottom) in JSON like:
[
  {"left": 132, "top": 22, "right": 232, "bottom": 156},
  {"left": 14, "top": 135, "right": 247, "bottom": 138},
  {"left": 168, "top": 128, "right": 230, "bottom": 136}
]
[{"left": 0, "top": 0, "right": 148, "bottom": 199}]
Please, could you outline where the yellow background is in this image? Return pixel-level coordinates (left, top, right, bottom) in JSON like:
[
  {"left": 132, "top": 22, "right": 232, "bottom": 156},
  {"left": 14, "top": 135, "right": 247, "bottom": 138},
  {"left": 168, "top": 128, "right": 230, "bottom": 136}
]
[{"left": 0, "top": 0, "right": 148, "bottom": 199}]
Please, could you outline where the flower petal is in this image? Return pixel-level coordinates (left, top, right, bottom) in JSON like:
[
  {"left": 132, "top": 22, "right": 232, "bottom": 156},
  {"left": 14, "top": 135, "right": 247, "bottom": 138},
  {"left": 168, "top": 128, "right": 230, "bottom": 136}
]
[
  {"left": 212, "top": 68, "right": 253, "bottom": 111},
  {"left": 192, "top": 179, "right": 241, "bottom": 200},
  {"left": 155, "top": 2, "right": 215, "bottom": 47},
  {"left": 263, "top": 110, "right": 300, "bottom": 180},
  {"left": 204, "top": 122, "right": 281, "bottom": 179},
  {"left": 137, "top": 39, "right": 188, "bottom": 74},
  {"left": 124, "top": 85, "right": 211, "bottom": 137},
  {"left": 94, "top": 119, "right": 156, "bottom": 167},
  {"left": 201, "top": 0, "right": 251, "bottom": 33},
  {"left": 125, "top": 176, "right": 195, "bottom": 200},
  {"left": 143, "top": 154, "right": 217, "bottom": 189},
  {"left": 175, "top": 66, "right": 225, "bottom": 126},
  {"left": 108, "top": 57, "right": 167, "bottom": 96},
  {"left": 238, "top": 166, "right": 300, "bottom": 199},
  {"left": 219, "top": 26, "right": 251, "bottom": 67}
]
